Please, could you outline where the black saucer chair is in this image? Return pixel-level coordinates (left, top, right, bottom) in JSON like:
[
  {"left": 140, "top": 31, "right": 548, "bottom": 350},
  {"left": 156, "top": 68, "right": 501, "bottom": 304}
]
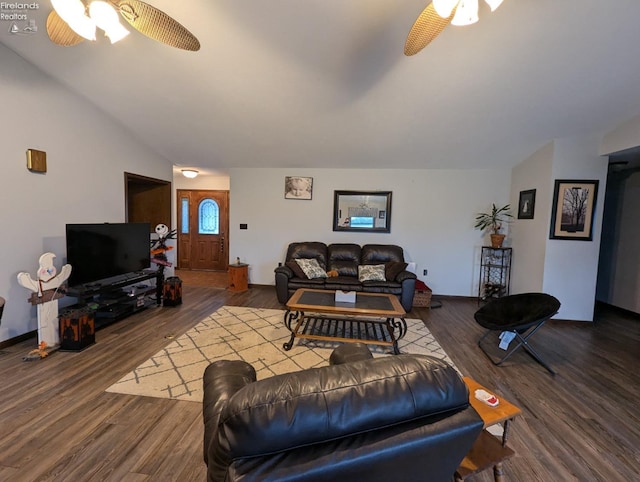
[{"left": 474, "top": 293, "right": 561, "bottom": 374}]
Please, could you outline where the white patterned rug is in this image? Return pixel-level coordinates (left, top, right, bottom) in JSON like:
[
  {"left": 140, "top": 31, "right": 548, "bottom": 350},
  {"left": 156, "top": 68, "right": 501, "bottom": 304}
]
[{"left": 106, "top": 306, "right": 456, "bottom": 403}]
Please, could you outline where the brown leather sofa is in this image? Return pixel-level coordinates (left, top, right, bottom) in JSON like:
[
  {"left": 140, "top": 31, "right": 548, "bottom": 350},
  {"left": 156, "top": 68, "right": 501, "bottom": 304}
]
[
  {"left": 274, "top": 242, "right": 417, "bottom": 311},
  {"left": 202, "top": 351, "right": 483, "bottom": 482}
]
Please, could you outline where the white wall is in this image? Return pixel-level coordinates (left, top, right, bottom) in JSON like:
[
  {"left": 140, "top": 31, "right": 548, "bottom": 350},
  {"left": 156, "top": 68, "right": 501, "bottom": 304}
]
[
  {"left": 510, "top": 135, "right": 609, "bottom": 321},
  {"left": 510, "top": 142, "right": 554, "bottom": 294},
  {"left": 0, "top": 45, "right": 172, "bottom": 343},
  {"left": 600, "top": 114, "right": 640, "bottom": 155},
  {"left": 228, "top": 168, "right": 510, "bottom": 297},
  {"left": 542, "top": 135, "right": 609, "bottom": 321},
  {"left": 173, "top": 172, "right": 230, "bottom": 191}
]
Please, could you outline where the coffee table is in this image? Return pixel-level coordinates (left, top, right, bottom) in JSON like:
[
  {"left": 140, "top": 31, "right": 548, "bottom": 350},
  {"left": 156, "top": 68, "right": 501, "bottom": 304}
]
[
  {"left": 283, "top": 288, "right": 407, "bottom": 354},
  {"left": 455, "top": 377, "right": 522, "bottom": 482}
]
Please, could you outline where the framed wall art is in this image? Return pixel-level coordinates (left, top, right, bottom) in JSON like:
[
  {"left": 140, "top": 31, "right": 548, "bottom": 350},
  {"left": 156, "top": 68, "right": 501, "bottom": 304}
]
[
  {"left": 517, "top": 189, "right": 536, "bottom": 219},
  {"left": 284, "top": 176, "right": 313, "bottom": 200},
  {"left": 549, "top": 179, "right": 599, "bottom": 241}
]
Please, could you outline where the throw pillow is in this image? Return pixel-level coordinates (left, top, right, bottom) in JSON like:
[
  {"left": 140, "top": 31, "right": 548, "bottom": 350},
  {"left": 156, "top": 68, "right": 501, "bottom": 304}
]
[
  {"left": 286, "top": 261, "right": 308, "bottom": 279},
  {"left": 385, "top": 261, "right": 408, "bottom": 281},
  {"left": 295, "top": 258, "right": 328, "bottom": 279},
  {"left": 358, "top": 264, "right": 386, "bottom": 282}
]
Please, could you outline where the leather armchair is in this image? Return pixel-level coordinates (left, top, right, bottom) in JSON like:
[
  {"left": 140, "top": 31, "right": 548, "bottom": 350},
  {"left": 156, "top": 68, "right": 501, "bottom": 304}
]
[{"left": 202, "top": 353, "right": 483, "bottom": 482}]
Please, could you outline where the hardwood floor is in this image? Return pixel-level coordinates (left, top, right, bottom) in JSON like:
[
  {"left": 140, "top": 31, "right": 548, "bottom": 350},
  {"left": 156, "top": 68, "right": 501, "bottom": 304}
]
[
  {"left": 0, "top": 287, "right": 638, "bottom": 481},
  {"left": 174, "top": 269, "right": 228, "bottom": 289}
]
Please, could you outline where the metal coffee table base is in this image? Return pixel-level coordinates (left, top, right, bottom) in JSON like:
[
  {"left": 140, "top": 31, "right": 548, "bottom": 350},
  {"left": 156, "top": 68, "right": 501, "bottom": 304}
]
[{"left": 283, "top": 310, "right": 407, "bottom": 354}]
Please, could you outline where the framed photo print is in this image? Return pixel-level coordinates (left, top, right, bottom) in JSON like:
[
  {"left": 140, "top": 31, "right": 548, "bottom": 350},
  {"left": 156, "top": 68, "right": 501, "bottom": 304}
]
[
  {"left": 518, "top": 189, "right": 536, "bottom": 219},
  {"left": 284, "top": 176, "right": 313, "bottom": 200},
  {"left": 549, "top": 179, "right": 599, "bottom": 241}
]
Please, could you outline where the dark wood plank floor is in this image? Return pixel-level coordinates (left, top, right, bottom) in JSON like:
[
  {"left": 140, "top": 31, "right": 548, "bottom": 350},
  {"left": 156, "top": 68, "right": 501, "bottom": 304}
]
[
  {"left": 174, "top": 269, "right": 228, "bottom": 288},
  {"left": 0, "top": 286, "right": 638, "bottom": 481}
]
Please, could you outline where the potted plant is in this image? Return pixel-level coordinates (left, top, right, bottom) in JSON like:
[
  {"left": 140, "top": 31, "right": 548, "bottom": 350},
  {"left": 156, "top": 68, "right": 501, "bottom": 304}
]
[{"left": 474, "top": 203, "right": 513, "bottom": 248}]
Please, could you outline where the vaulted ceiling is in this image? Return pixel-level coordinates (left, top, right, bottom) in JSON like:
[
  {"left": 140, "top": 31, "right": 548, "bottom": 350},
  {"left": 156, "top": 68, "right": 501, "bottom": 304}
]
[{"left": 3, "top": 0, "right": 640, "bottom": 171}]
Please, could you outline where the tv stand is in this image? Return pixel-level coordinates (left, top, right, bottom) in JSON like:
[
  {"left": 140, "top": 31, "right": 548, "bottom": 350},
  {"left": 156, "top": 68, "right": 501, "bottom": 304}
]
[{"left": 67, "top": 270, "right": 163, "bottom": 328}]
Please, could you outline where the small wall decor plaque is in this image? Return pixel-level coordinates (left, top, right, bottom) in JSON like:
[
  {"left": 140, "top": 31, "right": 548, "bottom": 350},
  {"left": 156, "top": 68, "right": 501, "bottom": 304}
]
[{"left": 26, "top": 149, "right": 47, "bottom": 173}]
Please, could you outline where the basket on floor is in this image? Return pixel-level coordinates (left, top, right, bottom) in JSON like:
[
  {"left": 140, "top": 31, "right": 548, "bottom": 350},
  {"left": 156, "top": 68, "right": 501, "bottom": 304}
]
[{"left": 414, "top": 280, "right": 432, "bottom": 308}]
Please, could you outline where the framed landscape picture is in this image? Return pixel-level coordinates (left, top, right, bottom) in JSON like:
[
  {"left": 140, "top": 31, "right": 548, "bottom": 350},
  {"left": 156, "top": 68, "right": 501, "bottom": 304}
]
[
  {"left": 518, "top": 189, "right": 536, "bottom": 219},
  {"left": 284, "top": 176, "right": 313, "bottom": 200},
  {"left": 549, "top": 179, "right": 599, "bottom": 241}
]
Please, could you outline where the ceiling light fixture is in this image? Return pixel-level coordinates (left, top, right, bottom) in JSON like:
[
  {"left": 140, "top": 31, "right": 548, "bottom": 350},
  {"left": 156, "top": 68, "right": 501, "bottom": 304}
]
[
  {"left": 51, "top": 0, "right": 130, "bottom": 44},
  {"left": 46, "top": 0, "right": 201, "bottom": 51},
  {"left": 432, "top": 0, "right": 459, "bottom": 18},
  {"left": 485, "top": 0, "right": 504, "bottom": 12},
  {"left": 451, "top": 0, "right": 479, "bottom": 27},
  {"left": 88, "top": 1, "right": 130, "bottom": 43},
  {"left": 405, "top": 0, "right": 507, "bottom": 56},
  {"left": 181, "top": 169, "right": 199, "bottom": 179},
  {"left": 51, "top": 0, "right": 96, "bottom": 40}
]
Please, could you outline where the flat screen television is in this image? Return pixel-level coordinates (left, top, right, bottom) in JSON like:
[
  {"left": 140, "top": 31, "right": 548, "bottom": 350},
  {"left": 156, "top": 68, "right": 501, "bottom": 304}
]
[{"left": 66, "top": 223, "right": 151, "bottom": 287}]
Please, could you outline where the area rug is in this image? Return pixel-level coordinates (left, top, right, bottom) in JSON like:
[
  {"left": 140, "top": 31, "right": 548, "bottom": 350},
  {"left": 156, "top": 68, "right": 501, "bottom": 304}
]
[{"left": 106, "top": 305, "right": 456, "bottom": 403}]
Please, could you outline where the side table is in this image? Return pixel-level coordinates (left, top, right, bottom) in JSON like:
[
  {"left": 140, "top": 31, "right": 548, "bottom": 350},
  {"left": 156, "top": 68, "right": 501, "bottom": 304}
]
[
  {"left": 455, "top": 377, "right": 522, "bottom": 482},
  {"left": 228, "top": 263, "right": 249, "bottom": 292}
]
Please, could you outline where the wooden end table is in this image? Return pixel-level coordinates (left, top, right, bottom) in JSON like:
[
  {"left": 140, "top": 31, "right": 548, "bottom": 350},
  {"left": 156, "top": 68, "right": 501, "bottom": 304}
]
[
  {"left": 228, "top": 263, "right": 249, "bottom": 292},
  {"left": 455, "top": 377, "right": 522, "bottom": 482}
]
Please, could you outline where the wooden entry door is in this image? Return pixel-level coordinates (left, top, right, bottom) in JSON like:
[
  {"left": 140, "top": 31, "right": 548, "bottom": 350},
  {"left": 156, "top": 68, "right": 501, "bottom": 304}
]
[{"left": 177, "top": 190, "right": 229, "bottom": 271}]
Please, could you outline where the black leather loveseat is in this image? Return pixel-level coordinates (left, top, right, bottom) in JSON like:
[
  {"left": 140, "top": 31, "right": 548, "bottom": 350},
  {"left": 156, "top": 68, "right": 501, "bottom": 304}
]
[
  {"left": 274, "top": 242, "right": 417, "bottom": 311},
  {"left": 203, "top": 351, "right": 483, "bottom": 482}
]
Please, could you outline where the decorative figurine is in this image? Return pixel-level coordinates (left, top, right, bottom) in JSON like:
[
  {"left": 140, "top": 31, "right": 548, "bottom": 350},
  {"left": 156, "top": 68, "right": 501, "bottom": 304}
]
[
  {"left": 151, "top": 224, "right": 177, "bottom": 299},
  {"left": 17, "top": 252, "right": 72, "bottom": 351},
  {"left": 150, "top": 224, "right": 177, "bottom": 269}
]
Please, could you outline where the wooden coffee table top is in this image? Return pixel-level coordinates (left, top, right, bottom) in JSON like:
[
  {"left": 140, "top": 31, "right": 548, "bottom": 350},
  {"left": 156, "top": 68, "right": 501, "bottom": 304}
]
[
  {"left": 463, "top": 377, "right": 522, "bottom": 427},
  {"left": 286, "top": 289, "right": 405, "bottom": 317}
]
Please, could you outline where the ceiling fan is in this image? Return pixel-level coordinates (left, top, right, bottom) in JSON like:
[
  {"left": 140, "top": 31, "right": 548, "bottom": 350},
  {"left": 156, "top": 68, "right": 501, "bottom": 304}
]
[
  {"left": 46, "top": 0, "right": 200, "bottom": 51},
  {"left": 405, "top": 0, "right": 505, "bottom": 56}
]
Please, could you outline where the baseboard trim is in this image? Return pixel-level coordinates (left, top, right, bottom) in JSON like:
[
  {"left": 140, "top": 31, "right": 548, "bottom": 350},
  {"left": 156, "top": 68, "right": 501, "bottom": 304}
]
[
  {"left": 0, "top": 330, "right": 37, "bottom": 349},
  {"left": 595, "top": 301, "right": 640, "bottom": 319}
]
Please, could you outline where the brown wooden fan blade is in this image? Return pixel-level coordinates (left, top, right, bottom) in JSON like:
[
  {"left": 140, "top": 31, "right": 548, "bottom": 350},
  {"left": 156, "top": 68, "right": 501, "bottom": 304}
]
[
  {"left": 46, "top": 10, "right": 85, "bottom": 47},
  {"left": 404, "top": 3, "right": 455, "bottom": 56},
  {"left": 118, "top": 0, "right": 200, "bottom": 51}
]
